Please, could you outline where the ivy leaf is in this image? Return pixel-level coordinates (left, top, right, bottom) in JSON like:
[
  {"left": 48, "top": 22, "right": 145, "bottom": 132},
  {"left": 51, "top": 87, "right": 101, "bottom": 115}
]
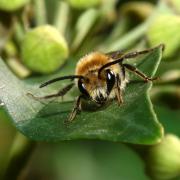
[{"left": 0, "top": 46, "right": 164, "bottom": 144}]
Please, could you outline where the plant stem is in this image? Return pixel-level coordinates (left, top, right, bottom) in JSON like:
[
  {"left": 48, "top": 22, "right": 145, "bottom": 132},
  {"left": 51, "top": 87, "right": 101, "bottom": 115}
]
[
  {"left": 71, "top": 8, "right": 99, "bottom": 53},
  {"left": 7, "top": 58, "right": 31, "bottom": 78},
  {"left": 53, "top": 1, "right": 70, "bottom": 35},
  {"left": 2, "top": 132, "right": 35, "bottom": 179},
  {"left": 33, "top": 0, "right": 47, "bottom": 25},
  {"left": 14, "top": 21, "right": 25, "bottom": 44},
  {"left": 105, "top": 21, "right": 149, "bottom": 51},
  {"left": 99, "top": 0, "right": 165, "bottom": 51}
]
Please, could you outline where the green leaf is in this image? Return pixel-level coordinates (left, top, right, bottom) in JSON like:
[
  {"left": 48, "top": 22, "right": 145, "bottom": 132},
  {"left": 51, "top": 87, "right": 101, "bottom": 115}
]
[{"left": 0, "top": 46, "right": 163, "bottom": 144}]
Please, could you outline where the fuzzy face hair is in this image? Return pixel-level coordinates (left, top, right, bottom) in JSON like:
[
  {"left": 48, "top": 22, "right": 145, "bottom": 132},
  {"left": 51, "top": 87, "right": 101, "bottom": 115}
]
[{"left": 75, "top": 52, "right": 128, "bottom": 103}]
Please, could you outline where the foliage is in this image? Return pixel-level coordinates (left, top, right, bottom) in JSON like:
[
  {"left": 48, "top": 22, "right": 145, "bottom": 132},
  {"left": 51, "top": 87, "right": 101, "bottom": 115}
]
[
  {"left": 0, "top": 46, "right": 163, "bottom": 143},
  {"left": 0, "top": 0, "right": 180, "bottom": 179}
]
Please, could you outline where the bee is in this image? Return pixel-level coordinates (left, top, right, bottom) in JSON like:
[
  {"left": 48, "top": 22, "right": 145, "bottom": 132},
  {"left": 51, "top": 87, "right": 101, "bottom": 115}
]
[{"left": 29, "top": 44, "right": 164, "bottom": 123}]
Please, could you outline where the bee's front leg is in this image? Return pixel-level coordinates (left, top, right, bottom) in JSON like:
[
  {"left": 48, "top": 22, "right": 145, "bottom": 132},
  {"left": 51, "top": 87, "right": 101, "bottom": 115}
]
[
  {"left": 115, "top": 74, "right": 123, "bottom": 105},
  {"left": 65, "top": 95, "right": 84, "bottom": 124}
]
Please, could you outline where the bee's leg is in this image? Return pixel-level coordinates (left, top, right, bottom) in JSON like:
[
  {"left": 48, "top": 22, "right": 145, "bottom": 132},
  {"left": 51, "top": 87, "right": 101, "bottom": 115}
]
[
  {"left": 115, "top": 74, "right": 123, "bottom": 105},
  {"left": 98, "top": 44, "right": 164, "bottom": 78},
  {"left": 106, "top": 44, "right": 163, "bottom": 60},
  {"left": 123, "top": 44, "right": 165, "bottom": 59},
  {"left": 27, "top": 83, "right": 74, "bottom": 101},
  {"left": 120, "top": 64, "right": 126, "bottom": 80},
  {"left": 119, "top": 45, "right": 163, "bottom": 81},
  {"left": 65, "top": 95, "right": 83, "bottom": 124},
  {"left": 123, "top": 64, "right": 158, "bottom": 82}
]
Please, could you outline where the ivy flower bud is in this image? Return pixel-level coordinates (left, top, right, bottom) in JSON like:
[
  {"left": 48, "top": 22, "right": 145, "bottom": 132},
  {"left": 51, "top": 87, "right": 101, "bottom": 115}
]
[
  {"left": 21, "top": 25, "right": 69, "bottom": 74},
  {"left": 0, "top": 0, "right": 29, "bottom": 11},
  {"left": 147, "top": 15, "right": 180, "bottom": 58},
  {"left": 147, "top": 134, "right": 180, "bottom": 180}
]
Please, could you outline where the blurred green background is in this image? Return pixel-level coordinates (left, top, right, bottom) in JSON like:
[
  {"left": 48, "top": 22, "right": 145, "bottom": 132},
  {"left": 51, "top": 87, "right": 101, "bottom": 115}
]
[{"left": 0, "top": 0, "right": 180, "bottom": 179}]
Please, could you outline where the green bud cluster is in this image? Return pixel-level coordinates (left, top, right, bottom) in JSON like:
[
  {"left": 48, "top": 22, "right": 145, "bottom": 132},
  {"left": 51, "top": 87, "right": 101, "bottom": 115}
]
[
  {"left": 0, "top": 0, "right": 29, "bottom": 11},
  {"left": 147, "top": 134, "right": 180, "bottom": 180},
  {"left": 147, "top": 15, "right": 180, "bottom": 58},
  {"left": 21, "top": 25, "right": 69, "bottom": 74}
]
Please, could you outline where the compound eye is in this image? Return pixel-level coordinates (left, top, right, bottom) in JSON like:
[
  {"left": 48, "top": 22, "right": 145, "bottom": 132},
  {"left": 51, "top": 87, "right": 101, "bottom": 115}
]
[
  {"left": 106, "top": 69, "right": 116, "bottom": 94},
  {"left": 78, "top": 79, "right": 89, "bottom": 98}
]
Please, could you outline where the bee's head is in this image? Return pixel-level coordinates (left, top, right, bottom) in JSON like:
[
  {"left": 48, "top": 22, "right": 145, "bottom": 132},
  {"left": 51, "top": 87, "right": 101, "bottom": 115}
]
[{"left": 78, "top": 69, "right": 116, "bottom": 104}]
